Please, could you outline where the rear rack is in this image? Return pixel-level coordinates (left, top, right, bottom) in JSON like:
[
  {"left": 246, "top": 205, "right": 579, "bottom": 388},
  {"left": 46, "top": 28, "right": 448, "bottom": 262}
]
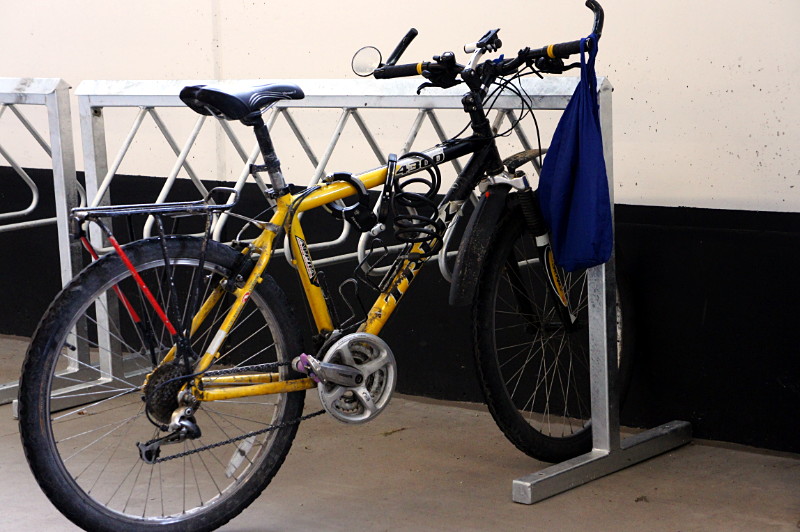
[{"left": 71, "top": 187, "right": 239, "bottom": 239}]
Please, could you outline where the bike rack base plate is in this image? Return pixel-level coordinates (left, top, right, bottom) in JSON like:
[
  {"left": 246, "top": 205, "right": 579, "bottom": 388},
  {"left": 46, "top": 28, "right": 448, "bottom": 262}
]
[{"left": 512, "top": 420, "right": 692, "bottom": 504}]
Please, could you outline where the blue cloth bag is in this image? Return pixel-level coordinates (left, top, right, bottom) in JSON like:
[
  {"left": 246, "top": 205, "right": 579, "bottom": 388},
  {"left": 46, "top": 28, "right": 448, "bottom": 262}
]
[{"left": 537, "top": 33, "right": 612, "bottom": 272}]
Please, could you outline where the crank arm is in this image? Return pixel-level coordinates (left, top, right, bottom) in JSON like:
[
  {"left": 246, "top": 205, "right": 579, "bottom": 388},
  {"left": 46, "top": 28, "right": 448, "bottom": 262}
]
[{"left": 292, "top": 353, "right": 364, "bottom": 387}]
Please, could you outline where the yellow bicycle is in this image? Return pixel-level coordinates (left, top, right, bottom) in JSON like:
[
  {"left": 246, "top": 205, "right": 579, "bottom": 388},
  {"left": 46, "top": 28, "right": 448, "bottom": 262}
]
[{"left": 18, "top": 2, "right": 630, "bottom": 530}]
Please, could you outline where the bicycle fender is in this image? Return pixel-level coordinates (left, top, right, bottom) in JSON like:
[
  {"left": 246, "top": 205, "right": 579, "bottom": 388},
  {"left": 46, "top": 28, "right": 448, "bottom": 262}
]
[{"left": 449, "top": 185, "right": 511, "bottom": 306}]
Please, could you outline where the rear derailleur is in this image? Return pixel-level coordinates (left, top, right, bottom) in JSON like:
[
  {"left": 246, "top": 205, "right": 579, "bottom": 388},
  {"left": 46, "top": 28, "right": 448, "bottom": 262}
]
[{"left": 137, "top": 394, "right": 202, "bottom": 464}]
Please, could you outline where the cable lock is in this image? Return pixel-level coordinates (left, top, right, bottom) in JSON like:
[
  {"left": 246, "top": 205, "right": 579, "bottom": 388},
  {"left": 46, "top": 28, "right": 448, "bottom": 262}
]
[{"left": 390, "top": 152, "right": 445, "bottom": 258}]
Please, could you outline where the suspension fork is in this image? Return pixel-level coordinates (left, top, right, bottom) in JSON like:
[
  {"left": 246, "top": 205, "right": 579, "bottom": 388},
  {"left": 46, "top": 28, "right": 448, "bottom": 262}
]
[
  {"left": 483, "top": 169, "right": 577, "bottom": 330},
  {"left": 516, "top": 189, "right": 578, "bottom": 329}
]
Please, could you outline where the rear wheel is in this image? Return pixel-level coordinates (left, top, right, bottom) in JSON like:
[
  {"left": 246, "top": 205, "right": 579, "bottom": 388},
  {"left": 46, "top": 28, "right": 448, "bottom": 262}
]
[
  {"left": 474, "top": 201, "right": 632, "bottom": 463},
  {"left": 19, "top": 237, "right": 305, "bottom": 531}
]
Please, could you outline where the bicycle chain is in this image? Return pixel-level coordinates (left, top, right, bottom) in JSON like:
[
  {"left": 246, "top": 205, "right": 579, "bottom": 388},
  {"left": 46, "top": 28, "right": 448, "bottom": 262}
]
[
  {"left": 147, "top": 359, "right": 325, "bottom": 464},
  {"left": 148, "top": 409, "right": 325, "bottom": 464}
]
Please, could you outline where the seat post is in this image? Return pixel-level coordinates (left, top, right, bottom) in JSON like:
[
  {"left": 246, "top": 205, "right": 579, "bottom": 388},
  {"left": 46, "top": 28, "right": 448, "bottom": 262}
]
[{"left": 249, "top": 115, "right": 288, "bottom": 194}]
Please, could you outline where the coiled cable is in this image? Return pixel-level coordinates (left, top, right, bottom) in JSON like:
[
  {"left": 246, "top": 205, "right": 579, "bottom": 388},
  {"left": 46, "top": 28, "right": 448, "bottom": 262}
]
[{"left": 391, "top": 151, "right": 445, "bottom": 258}]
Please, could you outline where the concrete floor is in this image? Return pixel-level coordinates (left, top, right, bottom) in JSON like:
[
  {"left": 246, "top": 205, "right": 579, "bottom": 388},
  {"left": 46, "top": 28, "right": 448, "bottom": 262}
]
[{"left": 0, "top": 332, "right": 798, "bottom": 531}]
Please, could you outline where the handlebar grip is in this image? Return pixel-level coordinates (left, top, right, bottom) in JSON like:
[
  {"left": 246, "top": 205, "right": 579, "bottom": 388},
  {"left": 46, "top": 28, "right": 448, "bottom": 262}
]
[
  {"left": 373, "top": 62, "right": 422, "bottom": 79},
  {"left": 529, "top": 37, "right": 595, "bottom": 61},
  {"left": 548, "top": 40, "right": 582, "bottom": 59}
]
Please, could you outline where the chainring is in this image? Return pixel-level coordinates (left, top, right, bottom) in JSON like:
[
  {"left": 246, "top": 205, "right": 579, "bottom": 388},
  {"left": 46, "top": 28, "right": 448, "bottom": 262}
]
[{"left": 318, "top": 332, "right": 397, "bottom": 424}]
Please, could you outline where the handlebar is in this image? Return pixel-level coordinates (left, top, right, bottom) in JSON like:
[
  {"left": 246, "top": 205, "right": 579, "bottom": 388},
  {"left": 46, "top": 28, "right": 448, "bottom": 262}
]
[
  {"left": 371, "top": 0, "right": 604, "bottom": 82},
  {"left": 374, "top": 62, "right": 423, "bottom": 79},
  {"left": 588, "top": 0, "right": 604, "bottom": 36},
  {"left": 506, "top": 0, "right": 604, "bottom": 67},
  {"left": 522, "top": 0, "right": 604, "bottom": 61}
]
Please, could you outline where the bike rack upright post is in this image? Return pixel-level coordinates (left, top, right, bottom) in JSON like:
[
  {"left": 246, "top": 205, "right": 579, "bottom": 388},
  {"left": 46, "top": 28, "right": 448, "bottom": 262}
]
[
  {"left": 0, "top": 78, "right": 79, "bottom": 285},
  {"left": 0, "top": 77, "right": 80, "bottom": 407},
  {"left": 511, "top": 78, "right": 692, "bottom": 504}
]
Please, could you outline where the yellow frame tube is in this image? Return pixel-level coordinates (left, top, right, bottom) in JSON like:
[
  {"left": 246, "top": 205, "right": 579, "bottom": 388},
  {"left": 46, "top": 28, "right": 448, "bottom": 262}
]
[
  {"left": 295, "top": 167, "right": 387, "bottom": 212},
  {"left": 201, "top": 373, "right": 282, "bottom": 385},
  {"left": 195, "top": 377, "right": 316, "bottom": 401},
  {"left": 287, "top": 216, "right": 334, "bottom": 332},
  {"left": 279, "top": 166, "right": 389, "bottom": 334},
  {"left": 190, "top": 219, "right": 281, "bottom": 376},
  {"left": 361, "top": 239, "right": 435, "bottom": 335}
]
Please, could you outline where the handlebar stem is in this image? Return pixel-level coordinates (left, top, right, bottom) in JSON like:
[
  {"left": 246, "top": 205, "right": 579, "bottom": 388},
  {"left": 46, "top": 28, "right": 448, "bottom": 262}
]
[{"left": 466, "top": 48, "right": 488, "bottom": 71}]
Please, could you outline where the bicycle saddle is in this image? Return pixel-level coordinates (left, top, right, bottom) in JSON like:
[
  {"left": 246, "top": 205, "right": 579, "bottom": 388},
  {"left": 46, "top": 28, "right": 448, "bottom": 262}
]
[{"left": 180, "top": 83, "right": 305, "bottom": 122}]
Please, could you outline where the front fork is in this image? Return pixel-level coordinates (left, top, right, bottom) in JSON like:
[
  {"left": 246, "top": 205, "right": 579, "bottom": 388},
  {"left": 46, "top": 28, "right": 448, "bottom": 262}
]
[{"left": 483, "top": 171, "right": 577, "bottom": 330}]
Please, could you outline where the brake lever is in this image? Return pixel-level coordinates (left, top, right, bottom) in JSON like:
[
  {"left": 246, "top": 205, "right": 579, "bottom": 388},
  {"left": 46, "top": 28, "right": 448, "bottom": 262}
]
[
  {"left": 416, "top": 51, "right": 464, "bottom": 93},
  {"left": 416, "top": 76, "right": 463, "bottom": 94},
  {"left": 416, "top": 82, "right": 435, "bottom": 94},
  {"left": 535, "top": 56, "right": 578, "bottom": 74}
]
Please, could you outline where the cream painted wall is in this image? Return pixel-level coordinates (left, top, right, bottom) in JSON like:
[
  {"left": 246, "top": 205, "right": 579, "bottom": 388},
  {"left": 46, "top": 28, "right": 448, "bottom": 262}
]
[{"left": 1, "top": 0, "right": 798, "bottom": 212}]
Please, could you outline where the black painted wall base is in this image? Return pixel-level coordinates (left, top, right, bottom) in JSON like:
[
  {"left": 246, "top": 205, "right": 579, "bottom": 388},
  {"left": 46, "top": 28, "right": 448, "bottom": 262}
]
[
  {"left": 615, "top": 205, "right": 800, "bottom": 453},
  {"left": 1, "top": 167, "right": 798, "bottom": 453}
]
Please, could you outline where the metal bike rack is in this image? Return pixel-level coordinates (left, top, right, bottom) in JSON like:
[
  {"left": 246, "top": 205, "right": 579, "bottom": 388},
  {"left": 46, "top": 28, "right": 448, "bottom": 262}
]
[
  {"left": 0, "top": 78, "right": 80, "bottom": 283},
  {"left": 75, "top": 81, "right": 692, "bottom": 498},
  {"left": 511, "top": 78, "right": 692, "bottom": 504},
  {"left": 0, "top": 78, "right": 81, "bottom": 407}
]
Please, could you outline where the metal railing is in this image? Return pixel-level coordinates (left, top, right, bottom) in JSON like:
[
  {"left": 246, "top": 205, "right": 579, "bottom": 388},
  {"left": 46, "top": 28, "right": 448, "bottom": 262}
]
[{"left": 75, "top": 78, "right": 582, "bottom": 262}]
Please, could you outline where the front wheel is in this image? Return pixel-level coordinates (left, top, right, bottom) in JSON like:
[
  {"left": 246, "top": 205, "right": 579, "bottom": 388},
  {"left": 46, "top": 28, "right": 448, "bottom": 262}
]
[
  {"left": 473, "top": 201, "right": 632, "bottom": 463},
  {"left": 18, "top": 237, "right": 305, "bottom": 531}
]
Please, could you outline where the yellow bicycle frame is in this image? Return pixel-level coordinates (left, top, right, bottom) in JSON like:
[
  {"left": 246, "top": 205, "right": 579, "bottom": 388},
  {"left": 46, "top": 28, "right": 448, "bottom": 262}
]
[{"left": 151, "top": 165, "right": 437, "bottom": 403}]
